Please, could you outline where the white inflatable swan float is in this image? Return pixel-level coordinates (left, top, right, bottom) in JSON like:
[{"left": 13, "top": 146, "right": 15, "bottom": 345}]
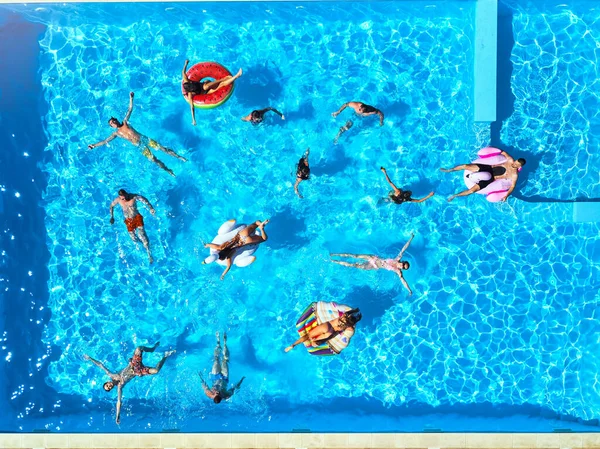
[{"left": 203, "top": 219, "right": 259, "bottom": 268}]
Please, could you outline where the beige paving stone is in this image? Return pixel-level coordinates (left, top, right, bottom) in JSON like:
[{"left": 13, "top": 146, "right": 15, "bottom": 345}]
[
  {"left": 91, "top": 434, "right": 118, "bottom": 448},
  {"left": 137, "top": 433, "right": 162, "bottom": 448},
  {"left": 537, "top": 434, "right": 560, "bottom": 449},
  {"left": 0, "top": 434, "right": 22, "bottom": 449},
  {"left": 44, "top": 433, "right": 70, "bottom": 448},
  {"left": 67, "top": 434, "right": 94, "bottom": 448},
  {"left": 466, "top": 433, "right": 512, "bottom": 448},
  {"left": 397, "top": 433, "right": 423, "bottom": 449},
  {"left": 114, "top": 434, "right": 140, "bottom": 448},
  {"left": 231, "top": 433, "right": 257, "bottom": 448},
  {"left": 255, "top": 433, "right": 279, "bottom": 448},
  {"left": 581, "top": 433, "right": 600, "bottom": 449},
  {"left": 440, "top": 433, "right": 467, "bottom": 448},
  {"left": 323, "top": 433, "right": 349, "bottom": 448},
  {"left": 559, "top": 434, "right": 583, "bottom": 449},
  {"left": 160, "top": 433, "right": 185, "bottom": 448},
  {"left": 347, "top": 433, "right": 372, "bottom": 448},
  {"left": 21, "top": 433, "right": 45, "bottom": 448},
  {"left": 371, "top": 433, "right": 399, "bottom": 448},
  {"left": 301, "top": 433, "right": 325, "bottom": 448},
  {"left": 512, "top": 434, "right": 537, "bottom": 449},
  {"left": 278, "top": 433, "right": 303, "bottom": 449}
]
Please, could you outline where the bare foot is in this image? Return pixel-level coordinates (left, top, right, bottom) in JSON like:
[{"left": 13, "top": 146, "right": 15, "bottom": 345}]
[
  {"left": 281, "top": 115, "right": 285, "bottom": 120},
  {"left": 216, "top": 331, "right": 220, "bottom": 341},
  {"left": 164, "top": 350, "right": 176, "bottom": 357},
  {"left": 284, "top": 346, "right": 293, "bottom": 353},
  {"left": 223, "top": 332, "right": 227, "bottom": 343},
  {"left": 235, "top": 68, "right": 243, "bottom": 78},
  {"left": 148, "top": 254, "right": 154, "bottom": 264}
]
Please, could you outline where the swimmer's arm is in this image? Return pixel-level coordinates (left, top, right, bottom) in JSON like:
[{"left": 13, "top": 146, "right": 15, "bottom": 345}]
[
  {"left": 232, "top": 376, "right": 245, "bottom": 392},
  {"left": 397, "top": 233, "right": 415, "bottom": 259},
  {"left": 396, "top": 270, "right": 412, "bottom": 296},
  {"left": 187, "top": 94, "right": 197, "bottom": 126},
  {"left": 123, "top": 92, "right": 134, "bottom": 123},
  {"left": 266, "top": 107, "right": 285, "bottom": 119},
  {"left": 502, "top": 183, "right": 517, "bottom": 202},
  {"left": 109, "top": 198, "right": 118, "bottom": 223},
  {"left": 410, "top": 192, "right": 434, "bottom": 203},
  {"left": 220, "top": 258, "right": 233, "bottom": 281},
  {"left": 499, "top": 151, "right": 514, "bottom": 162},
  {"left": 115, "top": 385, "right": 123, "bottom": 424},
  {"left": 332, "top": 103, "right": 349, "bottom": 117},
  {"left": 83, "top": 355, "right": 113, "bottom": 376},
  {"left": 241, "top": 114, "right": 252, "bottom": 122},
  {"left": 198, "top": 373, "right": 212, "bottom": 395},
  {"left": 134, "top": 195, "right": 155, "bottom": 214},
  {"left": 380, "top": 167, "right": 400, "bottom": 193},
  {"left": 88, "top": 133, "right": 118, "bottom": 149},
  {"left": 182, "top": 60, "right": 190, "bottom": 82},
  {"left": 377, "top": 111, "right": 384, "bottom": 126}
]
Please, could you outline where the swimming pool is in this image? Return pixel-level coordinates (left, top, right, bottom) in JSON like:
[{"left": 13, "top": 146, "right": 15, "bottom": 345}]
[{"left": 0, "top": 0, "right": 599, "bottom": 433}]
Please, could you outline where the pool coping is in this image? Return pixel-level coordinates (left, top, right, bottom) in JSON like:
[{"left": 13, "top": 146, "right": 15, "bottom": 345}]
[{"left": 1, "top": 432, "right": 600, "bottom": 449}]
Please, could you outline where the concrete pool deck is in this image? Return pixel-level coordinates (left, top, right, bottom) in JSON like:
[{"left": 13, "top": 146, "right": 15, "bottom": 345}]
[{"left": 2, "top": 432, "right": 600, "bottom": 449}]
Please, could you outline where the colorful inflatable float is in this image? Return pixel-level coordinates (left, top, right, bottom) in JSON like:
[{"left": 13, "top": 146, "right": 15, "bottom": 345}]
[
  {"left": 464, "top": 147, "right": 515, "bottom": 202},
  {"left": 295, "top": 301, "right": 356, "bottom": 356},
  {"left": 204, "top": 219, "right": 258, "bottom": 268},
  {"left": 182, "top": 62, "right": 234, "bottom": 109}
]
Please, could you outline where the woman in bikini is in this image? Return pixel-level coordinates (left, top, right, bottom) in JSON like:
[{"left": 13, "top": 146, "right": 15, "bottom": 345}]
[
  {"left": 330, "top": 233, "right": 415, "bottom": 295},
  {"left": 285, "top": 308, "right": 362, "bottom": 353},
  {"left": 380, "top": 167, "right": 434, "bottom": 204},
  {"left": 181, "top": 59, "right": 243, "bottom": 126},
  {"left": 204, "top": 220, "right": 269, "bottom": 280},
  {"left": 294, "top": 148, "right": 310, "bottom": 198}
]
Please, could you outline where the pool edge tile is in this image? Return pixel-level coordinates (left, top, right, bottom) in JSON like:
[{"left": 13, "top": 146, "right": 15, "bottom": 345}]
[{"left": 0, "top": 433, "right": 22, "bottom": 449}]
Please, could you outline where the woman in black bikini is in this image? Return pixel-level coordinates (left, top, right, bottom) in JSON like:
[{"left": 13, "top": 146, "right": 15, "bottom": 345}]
[
  {"left": 285, "top": 308, "right": 362, "bottom": 352},
  {"left": 242, "top": 107, "right": 285, "bottom": 124},
  {"left": 181, "top": 59, "right": 243, "bottom": 126},
  {"left": 294, "top": 148, "right": 310, "bottom": 198},
  {"left": 380, "top": 167, "right": 434, "bottom": 204}
]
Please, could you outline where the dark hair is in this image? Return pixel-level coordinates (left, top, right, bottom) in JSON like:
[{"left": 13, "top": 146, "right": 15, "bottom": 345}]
[
  {"left": 183, "top": 81, "right": 205, "bottom": 95},
  {"left": 213, "top": 394, "right": 222, "bottom": 404},
  {"left": 103, "top": 381, "right": 114, "bottom": 391},
  {"left": 340, "top": 308, "right": 362, "bottom": 328},
  {"left": 517, "top": 158, "right": 526, "bottom": 166},
  {"left": 402, "top": 261, "right": 410, "bottom": 270},
  {"left": 108, "top": 117, "right": 121, "bottom": 126}
]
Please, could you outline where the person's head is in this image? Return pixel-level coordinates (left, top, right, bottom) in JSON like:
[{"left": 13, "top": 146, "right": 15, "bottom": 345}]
[
  {"left": 108, "top": 117, "right": 122, "bottom": 128},
  {"left": 344, "top": 308, "right": 362, "bottom": 326},
  {"left": 213, "top": 394, "right": 222, "bottom": 404},
  {"left": 103, "top": 381, "right": 115, "bottom": 392},
  {"left": 398, "top": 260, "right": 410, "bottom": 270},
  {"left": 118, "top": 189, "right": 129, "bottom": 200},
  {"left": 516, "top": 158, "right": 526, "bottom": 167}
]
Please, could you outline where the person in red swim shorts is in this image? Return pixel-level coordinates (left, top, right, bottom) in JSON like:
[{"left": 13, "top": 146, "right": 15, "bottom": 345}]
[
  {"left": 109, "top": 189, "right": 156, "bottom": 264},
  {"left": 84, "top": 343, "right": 176, "bottom": 424}
]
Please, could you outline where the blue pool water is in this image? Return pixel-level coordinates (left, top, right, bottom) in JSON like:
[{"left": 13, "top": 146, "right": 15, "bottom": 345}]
[{"left": 0, "top": 0, "right": 599, "bottom": 433}]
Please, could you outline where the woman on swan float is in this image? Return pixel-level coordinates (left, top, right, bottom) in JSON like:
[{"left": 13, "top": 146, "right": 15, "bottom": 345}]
[
  {"left": 204, "top": 219, "right": 269, "bottom": 280},
  {"left": 441, "top": 147, "right": 526, "bottom": 202}
]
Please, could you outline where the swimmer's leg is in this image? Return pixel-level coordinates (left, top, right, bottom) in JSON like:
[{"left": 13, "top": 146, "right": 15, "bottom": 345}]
[
  {"left": 303, "top": 147, "right": 310, "bottom": 160},
  {"left": 137, "top": 227, "right": 154, "bottom": 264},
  {"left": 440, "top": 164, "right": 479, "bottom": 173},
  {"left": 330, "top": 260, "right": 374, "bottom": 270},
  {"left": 294, "top": 177, "right": 303, "bottom": 199},
  {"left": 330, "top": 253, "right": 374, "bottom": 260},
  {"left": 211, "top": 332, "right": 222, "bottom": 375},
  {"left": 148, "top": 350, "right": 176, "bottom": 375},
  {"left": 448, "top": 185, "right": 479, "bottom": 202},
  {"left": 285, "top": 334, "right": 310, "bottom": 352},
  {"left": 204, "top": 69, "right": 243, "bottom": 94},
  {"left": 150, "top": 139, "right": 188, "bottom": 162},
  {"left": 221, "top": 333, "right": 229, "bottom": 379},
  {"left": 148, "top": 153, "right": 176, "bottom": 177},
  {"left": 128, "top": 230, "right": 141, "bottom": 243}
]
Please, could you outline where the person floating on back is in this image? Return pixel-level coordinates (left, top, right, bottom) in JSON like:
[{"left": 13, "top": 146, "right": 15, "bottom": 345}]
[
  {"left": 200, "top": 331, "right": 245, "bottom": 404},
  {"left": 182, "top": 59, "right": 243, "bottom": 126},
  {"left": 332, "top": 101, "right": 384, "bottom": 126},
  {"left": 110, "top": 189, "right": 156, "bottom": 264},
  {"left": 242, "top": 107, "right": 285, "bottom": 124},
  {"left": 440, "top": 150, "right": 526, "bottom": 202},
  {"left": 380, "top": 167, "right": 434, "bottom": 204},
  {"left": 294, "top": 148, "right": 310, "bottom": 198},
  {"left": 84, "top": 343, "right": 175, "bottom": 424},
  {"left": 88, "top": 92, "right": 187, "bottom": 177},
  {"left": 330, "top": 233, "right": 415, "bottom": 295}
]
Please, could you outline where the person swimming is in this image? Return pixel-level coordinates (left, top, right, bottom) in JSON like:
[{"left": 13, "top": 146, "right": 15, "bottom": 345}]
[
  {"left": 332, "top": 101, "right": 384, "bottom": 126},
  {"left": 242, "top": 107, "right": 285, "bottom": 124},
  {"left": 181, "top": 59, "right": 243, "bottom": 126},
  {"left": 334, "top": 120, "right": 353, "bottom": 144},
  {"left": 294, "top": 148, "right": 310, "bottom": 198},
  {"left": 380, "top": 167, "right": 434, "bottom": 204},
  {"left": 330, "top": 234, "right": 415, "bottom": 295}
]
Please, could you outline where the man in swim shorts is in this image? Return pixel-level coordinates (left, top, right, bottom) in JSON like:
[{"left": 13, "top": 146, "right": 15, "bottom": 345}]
[
  {"left": 332, "top": 101, "right": 384, "bottom": 126},
  {"left": 88, "top": 92, "right": 187, "bottom": 177},
  {"left": 294, "top": 148, "right": 310, "bottom": 198},
  {"left": 200, "top": 332, "right": 245, "bottom": 404},
  {"left": 242, "top": 107, "right": 285, "bottom": 124},
  {"left": 84, "top": 343, "right": 176, "bottom": 424},
  {"left": 441, "top": 150, "right": 526, "bottom": 202},
  {"left": 110, "top": 189, "right": 156, "bottom": 264}
]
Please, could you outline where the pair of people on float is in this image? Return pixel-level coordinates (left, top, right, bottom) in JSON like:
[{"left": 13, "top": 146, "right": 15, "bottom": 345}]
[
  {"left": 203, "top": 219, "right": 269, "bottom": 280},
  {"left": 88, "top": 91, "right": 188, "bottom": 177},
  {"left": 441, "top": 147, "right": 526, "bottom": 202},
  {"left": 286, "top": 302, "right": 362, "bottom": 354},
  {"left": 331, "top": 233, "right": 415, "bottom": 296}
]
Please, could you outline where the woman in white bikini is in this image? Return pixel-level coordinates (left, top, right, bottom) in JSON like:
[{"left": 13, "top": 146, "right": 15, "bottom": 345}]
[{"left": 330, "top": 233, "right": 414, "bottom": 295}]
